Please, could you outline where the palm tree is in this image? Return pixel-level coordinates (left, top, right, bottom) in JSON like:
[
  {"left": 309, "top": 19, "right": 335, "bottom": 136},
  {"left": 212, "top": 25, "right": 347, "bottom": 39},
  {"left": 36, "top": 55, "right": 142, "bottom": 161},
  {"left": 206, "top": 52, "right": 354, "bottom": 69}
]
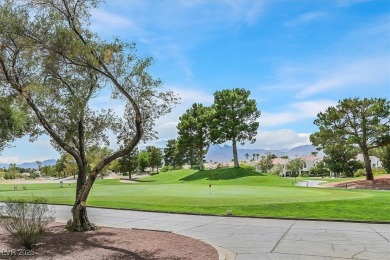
[
  {"left": 256, "top": 153, "right": 260, "bottom": 160},
  {"left": 244, "top": 153, "right": 249, "bottom": 160},
  {"left": 252, "top": 154, "right": 256, "bottom": 161}
]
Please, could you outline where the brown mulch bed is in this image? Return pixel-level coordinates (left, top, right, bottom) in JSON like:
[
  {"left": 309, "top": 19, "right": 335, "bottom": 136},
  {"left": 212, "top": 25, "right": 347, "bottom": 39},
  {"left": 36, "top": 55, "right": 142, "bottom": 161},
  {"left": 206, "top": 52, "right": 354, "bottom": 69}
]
[
  {"left": 0, "top": 223, "right": 218, "bottom": 260},
  {"left": 323, "top": 174, "right": 390, "bottom": 190}
]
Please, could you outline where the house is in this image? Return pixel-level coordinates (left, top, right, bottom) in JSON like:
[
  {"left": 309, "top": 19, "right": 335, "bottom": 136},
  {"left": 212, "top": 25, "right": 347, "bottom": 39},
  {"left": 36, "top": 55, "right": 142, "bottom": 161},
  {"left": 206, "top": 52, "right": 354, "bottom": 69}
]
[
  {"left": 356, "top": 154, "right": 383, "bottom": 169},
  {"left": 271, "top": 158, "right": 289, "bottom": 177},
  {"left": 300, "top": 155, "right": 324, "bottom": 174},
  {"left": 272, "top": 155, "right": 324, "bottom": 177}
]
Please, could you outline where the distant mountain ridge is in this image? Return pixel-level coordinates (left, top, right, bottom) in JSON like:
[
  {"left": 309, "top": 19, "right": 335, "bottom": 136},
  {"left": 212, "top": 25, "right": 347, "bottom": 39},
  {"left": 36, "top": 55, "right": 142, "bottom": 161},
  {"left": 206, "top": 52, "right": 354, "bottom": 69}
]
[
  {"left": 0, "top": 145, "right": 321, "bottom": 169},
  {"left": 205, "top": 144, "right": 322, "bottom": 163},
  {"left": 0, "top": 159, "right": 56, "bottom": 170}
]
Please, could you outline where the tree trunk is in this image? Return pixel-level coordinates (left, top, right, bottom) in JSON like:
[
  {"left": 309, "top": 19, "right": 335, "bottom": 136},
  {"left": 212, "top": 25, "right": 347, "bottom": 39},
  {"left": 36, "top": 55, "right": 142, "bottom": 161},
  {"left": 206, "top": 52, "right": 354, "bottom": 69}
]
[
  {"left": 66, "top": 167, "right": 97, "bottom": 232},
  {"left": 199, "top": 145, "right": 204, "bottom": 170},
  {"left": 362, "top": 149, "right": 374, "bottom": 180},
  {"left": 66, "top": 171, "right": 99, "bottom": 232},
  {"left": 232, "top": 139, "right": 239, "bottom": 168},
  {"left": 67, "top": 206, "right": 97, "bottom": 232}
]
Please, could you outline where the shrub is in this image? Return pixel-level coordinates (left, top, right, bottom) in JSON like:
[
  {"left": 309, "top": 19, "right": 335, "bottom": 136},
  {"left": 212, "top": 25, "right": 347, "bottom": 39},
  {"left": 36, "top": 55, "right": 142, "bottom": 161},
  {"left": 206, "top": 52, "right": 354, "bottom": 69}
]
[
  {"left": 269, "top": 164, "right": 283, "bottom": 176},
  {"left": 239, "top": 162, "right": 255, "bottom": 171},
  {"left": 160, "top": 166, "right": 173, "bottom": 172},
  {"left": 373, "top": 168, "right": 387, "bottom": 175},
  {"left": 0, "top": 198, "right": 55, "bottom": 249},
  {"left": 354, "top": 169, "right": 366, "bottom": 177}
]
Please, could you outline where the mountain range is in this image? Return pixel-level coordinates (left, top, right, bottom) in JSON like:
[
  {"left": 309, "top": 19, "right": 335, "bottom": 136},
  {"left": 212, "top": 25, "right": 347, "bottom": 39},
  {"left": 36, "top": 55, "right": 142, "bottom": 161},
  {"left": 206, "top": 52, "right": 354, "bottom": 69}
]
[
  {"left": 205, "top": 144, "right": 321, "bottom": 163},
  {"left": 0, "top": 159, "right": 56, "bottom": 170},
  {"left": 0, "top": 145, "right": 321, "bottom": 169}
]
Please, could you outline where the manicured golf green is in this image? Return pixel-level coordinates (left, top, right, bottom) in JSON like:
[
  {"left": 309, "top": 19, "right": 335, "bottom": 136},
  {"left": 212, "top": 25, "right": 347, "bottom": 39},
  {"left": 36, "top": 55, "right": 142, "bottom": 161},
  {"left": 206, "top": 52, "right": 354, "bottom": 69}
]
[{"left": 0, "top": 168, "right": 389, "bottom": 222}]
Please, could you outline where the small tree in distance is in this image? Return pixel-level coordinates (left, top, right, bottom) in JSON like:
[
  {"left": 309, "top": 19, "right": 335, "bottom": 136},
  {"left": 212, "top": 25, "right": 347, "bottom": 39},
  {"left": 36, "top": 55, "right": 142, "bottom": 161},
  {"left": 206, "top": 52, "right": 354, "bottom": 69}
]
[{"left": 138, "top": 151, "right": 150, "bottom": 173}]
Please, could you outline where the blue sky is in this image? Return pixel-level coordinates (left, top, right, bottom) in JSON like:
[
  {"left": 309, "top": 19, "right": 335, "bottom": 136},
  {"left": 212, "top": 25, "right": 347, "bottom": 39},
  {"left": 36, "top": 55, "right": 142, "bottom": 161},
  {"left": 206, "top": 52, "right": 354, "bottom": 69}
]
[{"left": 1, "top": 0, "right": 389, "bottom": 163}]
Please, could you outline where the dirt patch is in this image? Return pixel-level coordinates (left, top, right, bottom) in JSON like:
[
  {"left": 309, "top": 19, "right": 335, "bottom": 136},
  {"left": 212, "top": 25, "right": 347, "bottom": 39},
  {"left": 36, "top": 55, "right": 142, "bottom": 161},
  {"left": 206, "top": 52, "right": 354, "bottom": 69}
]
[
  {"left": 322, "top": 174, "right": 390, "bottom": 190},
  {"left": 0, "top": 223, "right": 218, "bottom": 260}
]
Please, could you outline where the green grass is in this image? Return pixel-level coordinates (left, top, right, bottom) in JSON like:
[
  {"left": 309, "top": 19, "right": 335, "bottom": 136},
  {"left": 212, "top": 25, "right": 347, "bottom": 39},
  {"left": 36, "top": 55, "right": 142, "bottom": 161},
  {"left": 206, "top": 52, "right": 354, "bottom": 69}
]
[{"left": 0, "top": 168, "right": 389, "bottom": 222}]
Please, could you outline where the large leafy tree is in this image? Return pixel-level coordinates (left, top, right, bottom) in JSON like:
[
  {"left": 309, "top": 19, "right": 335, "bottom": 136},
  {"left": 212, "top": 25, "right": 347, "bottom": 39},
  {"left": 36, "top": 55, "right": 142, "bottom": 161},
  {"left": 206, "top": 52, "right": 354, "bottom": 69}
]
[
  {"left": 210, "top": 88, "right": 260, "bottom": 168},
  {"left": 0, "top": 0, "right": 177, "bottom": 231},
  {"left": 0, "top": 97, "right": 27, "bottom": 153},
  {"left": 310, "top": 98, "right": 389, "bottom": 180},
  {"left": 177, "top": 103, "right": 211, "bottom": 170},
  {"left": 322, "top": 145, "right": 363, "bottom": 177}
]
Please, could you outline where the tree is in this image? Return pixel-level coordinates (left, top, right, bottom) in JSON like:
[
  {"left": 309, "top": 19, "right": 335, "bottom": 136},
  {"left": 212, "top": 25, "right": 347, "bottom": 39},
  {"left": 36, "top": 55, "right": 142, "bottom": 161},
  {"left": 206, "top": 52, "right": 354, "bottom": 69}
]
[
  {"left": 56, "top": 153, "right": 78, "bottom": 178},
  {"left": 0, "top": 97, "right": 27, "bottom": 153},
  {"left": 147, "top": 146, "right": 162, "bottom": 173},
  {"left": 116, "top": 147, "right": 139, "bottom": 179},
  {"left": 244, "top": 153, "right": 249, "bottom": 160},
  {"left": 371, "top": 145, "right": 390, "bottom": 174},
  {"left": 311, "top": 98, "right": 389, "bottom": 180},
  {"left": 7, "top": 163, "right": 19, "bottom": 179},
  {"left": 0, "top": 0, "right": 177, "bottom": 231},
  {"left": 86, "top": 146, "right": 113, "bottom": 179},
  {"left": 36, "top": 161, "right": 42, "bottom": 171},
  {"left": 138, "top": 151, "right": 150, "bottom": 172},
  {"left": 210, "top": 88, "right": 261, "bottom": 168},
  {"left": 309, "top": 161, "right": 329, "bottom": 177},
  {"left": 177, "top": 103, "right": 211, "bottom": 170},
  {"left": 256, "top": 153, "right": 260, "bottom": 161},
  {"left": 287, "top": 158, "right": 304, "bottom": 177},
  {"left": 322, "top": 145, "right": 363, "bottom": 177},
  {"left": 257, "top": 155, "right": 274, "bottom": 173},
  {"left": 163, "top": 139, "right": 182, "bottom": 169},
  {"left": 40, "top": 165, "right": 55, "bottom": 178}
]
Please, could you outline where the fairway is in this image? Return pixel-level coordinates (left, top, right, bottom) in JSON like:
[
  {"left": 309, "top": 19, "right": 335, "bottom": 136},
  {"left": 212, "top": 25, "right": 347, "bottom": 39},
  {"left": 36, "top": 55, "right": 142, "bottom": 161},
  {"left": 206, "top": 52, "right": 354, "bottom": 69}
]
[{"left": 0, "top": 169, "right": 388, "bottom": 222}]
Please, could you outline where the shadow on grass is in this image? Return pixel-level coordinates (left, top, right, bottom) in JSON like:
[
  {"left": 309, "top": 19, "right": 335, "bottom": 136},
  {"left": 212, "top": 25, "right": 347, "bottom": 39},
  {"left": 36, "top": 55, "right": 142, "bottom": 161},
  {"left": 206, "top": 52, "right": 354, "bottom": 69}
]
[
  {"left": 119, "top": 178, "right": 155, "bottom": 183},
  {"left": 130, "top": 179, "right": 155, "bottom": 183},
  {"left": 180, "top": 167, "right": 264, "bottom": 181}
]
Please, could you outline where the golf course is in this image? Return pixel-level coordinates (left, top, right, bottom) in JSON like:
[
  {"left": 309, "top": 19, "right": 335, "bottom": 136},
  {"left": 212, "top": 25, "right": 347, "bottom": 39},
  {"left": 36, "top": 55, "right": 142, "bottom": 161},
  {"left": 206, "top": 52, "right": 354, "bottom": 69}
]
[{"left": 0, "top": 168, "right": 389, "bottom": 222}]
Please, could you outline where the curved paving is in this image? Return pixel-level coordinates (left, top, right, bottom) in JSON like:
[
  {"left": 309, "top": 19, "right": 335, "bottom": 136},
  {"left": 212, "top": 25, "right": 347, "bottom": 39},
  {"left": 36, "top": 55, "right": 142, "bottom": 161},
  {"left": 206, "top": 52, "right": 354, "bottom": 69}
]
[{"left": 54, "top": 205, "right": 389, "bottom": 260}]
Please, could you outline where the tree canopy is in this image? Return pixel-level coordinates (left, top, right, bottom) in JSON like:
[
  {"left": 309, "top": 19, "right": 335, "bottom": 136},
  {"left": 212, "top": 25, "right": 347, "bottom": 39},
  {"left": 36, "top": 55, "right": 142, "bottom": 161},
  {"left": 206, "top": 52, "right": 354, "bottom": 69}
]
[
  {"left": 210, "top": 88, "right": 260, "bottom": 168},
  {"left": 177, "top": 103, "right": 211, "bottom": 170},
  {"left": 0, "top": 0, "right": 178, "bottom": 231},
  {"left": 0, "top": 97, "right": 28, "bottom": 153},
  {"left": 310, "top": 98, "right": 389, "bottom": 180}
]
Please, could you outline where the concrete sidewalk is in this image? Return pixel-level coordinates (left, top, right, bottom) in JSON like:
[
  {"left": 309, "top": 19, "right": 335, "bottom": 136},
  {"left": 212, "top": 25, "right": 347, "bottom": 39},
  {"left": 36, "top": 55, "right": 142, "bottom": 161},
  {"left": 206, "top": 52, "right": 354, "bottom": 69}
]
[{"left": 55, "top": 205, "right": 389, "bottom": 260}]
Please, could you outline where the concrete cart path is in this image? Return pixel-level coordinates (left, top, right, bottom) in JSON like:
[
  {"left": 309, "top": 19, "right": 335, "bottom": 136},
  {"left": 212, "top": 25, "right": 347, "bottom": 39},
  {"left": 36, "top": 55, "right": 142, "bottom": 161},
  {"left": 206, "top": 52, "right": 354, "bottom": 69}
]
[{"left": 55, "top": 205, "right": 389, "bottom": 260}]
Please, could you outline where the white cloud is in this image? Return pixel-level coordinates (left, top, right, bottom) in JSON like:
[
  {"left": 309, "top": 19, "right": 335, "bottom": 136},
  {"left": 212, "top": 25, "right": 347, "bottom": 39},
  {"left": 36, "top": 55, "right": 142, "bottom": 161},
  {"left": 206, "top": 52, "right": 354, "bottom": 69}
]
[
  {"left": 297, "top": 57, "right": 390, "bottom": 98},
  {"left": 0, "top": 156, "right": 23, "bottom": 164},
  {"left": 243, "top": 129, "right": 311, "bottom": 150},
  {"left": 261, "top": 99, "right": 337, "bottom": 127}
]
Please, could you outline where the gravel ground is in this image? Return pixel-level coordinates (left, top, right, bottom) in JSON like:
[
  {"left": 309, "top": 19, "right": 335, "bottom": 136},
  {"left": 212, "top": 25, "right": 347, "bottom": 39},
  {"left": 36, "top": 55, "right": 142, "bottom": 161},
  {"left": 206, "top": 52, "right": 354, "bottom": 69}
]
[
  {"left": 321, "top": 174, "right": 390, "bottom": 190},
  {"left": 0, "top": 223, "right": 218, "bottom": 260}
]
